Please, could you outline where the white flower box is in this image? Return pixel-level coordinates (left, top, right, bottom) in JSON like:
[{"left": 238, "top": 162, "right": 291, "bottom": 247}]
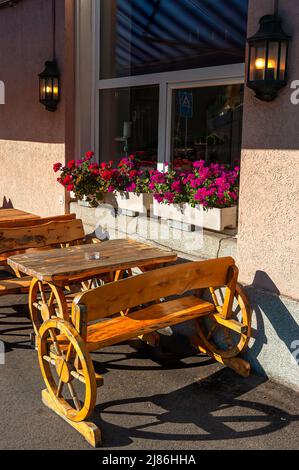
[
  {"left": 153, "top": 200, "right": 237, "bottom": 232},
  {"left": 116, "top": 192, "right": 153, "bottom": 215},
  {"left": 78, "top": 193, "right": 117, "bottom": 208}
]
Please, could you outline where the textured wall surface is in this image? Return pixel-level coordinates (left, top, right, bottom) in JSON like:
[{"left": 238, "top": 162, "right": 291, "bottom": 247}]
[
  {"left": 238, "top": 0, "right": 299, "bottom": 299},
  {"left": 0, "top": 0, "right": 68, "bottom": 215}
]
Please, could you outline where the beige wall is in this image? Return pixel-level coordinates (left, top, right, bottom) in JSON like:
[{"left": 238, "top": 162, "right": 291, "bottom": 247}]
[
  {"left": 0, "top": 0, "right": 74, "bottom": 216},
  {"left": 238, "top": 0, "right": 299, "bottom": 299}
]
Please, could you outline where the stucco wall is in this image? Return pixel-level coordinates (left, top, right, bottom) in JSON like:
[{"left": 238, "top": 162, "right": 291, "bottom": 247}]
[
  {"left": 238, "top": 0, "right": 299, "bottom": 300},
  {"left": 0, "top": 0, "right": 72, "bottom": 216}
]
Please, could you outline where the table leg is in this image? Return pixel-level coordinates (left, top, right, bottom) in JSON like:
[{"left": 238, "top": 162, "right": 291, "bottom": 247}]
[{"left": 29, "top": 278, "right": 68, "bottom": 336}]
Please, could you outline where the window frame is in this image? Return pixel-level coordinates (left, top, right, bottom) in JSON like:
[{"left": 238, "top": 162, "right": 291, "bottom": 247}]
[{"left": 92, "top": 0, "right": 246, "bottom": 168}]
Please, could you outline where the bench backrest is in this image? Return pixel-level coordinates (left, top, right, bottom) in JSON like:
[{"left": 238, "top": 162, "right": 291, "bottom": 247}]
[
  {"left": 0, "top": 213, "right": 76, "bottom": 229},
  {"left": 0, "top": 219, "right": 85, "bottom": 260},
  {"left": 73, "top": 257, "right": 237, "bottom": 324}
]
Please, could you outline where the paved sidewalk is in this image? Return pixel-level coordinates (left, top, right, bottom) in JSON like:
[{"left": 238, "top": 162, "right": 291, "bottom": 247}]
[{"left": 0, "top": 302, "right": 298, "bottom": 450}]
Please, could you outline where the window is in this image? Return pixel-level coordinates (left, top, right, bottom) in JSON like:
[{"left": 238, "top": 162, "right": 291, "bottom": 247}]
[
  {"left": 171, "top": 85, "right": 244, "bottom": 169},
  {"left": 100, "top": 0, "right": 249, "bottom": 78},
  {"left": 95, "top": 0, "right": 248, "bottom": 168},
  {"left": 99, "top": 85, "right": 159, "bottom": 168}
]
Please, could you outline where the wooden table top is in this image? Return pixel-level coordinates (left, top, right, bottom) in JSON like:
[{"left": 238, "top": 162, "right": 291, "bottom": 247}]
[
  {"left": 0, "top": 208, "right": 40, "bottom": 222},
  {"left": 7, "top": 238, "right": 177, "bottom": 284}
]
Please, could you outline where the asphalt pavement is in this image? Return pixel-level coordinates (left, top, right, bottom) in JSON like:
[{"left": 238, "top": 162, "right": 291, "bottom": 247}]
[{"left": 0, "top": 301, "right": 298, "bottom": 450}]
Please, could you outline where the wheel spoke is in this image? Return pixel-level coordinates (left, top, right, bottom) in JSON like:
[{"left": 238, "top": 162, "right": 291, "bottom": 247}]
[
  {"left": 47, "top": 291, "right": 55, "bottom": 308},
  {"left": 67, "top": 382, "right": 81, "bottom": 411}
]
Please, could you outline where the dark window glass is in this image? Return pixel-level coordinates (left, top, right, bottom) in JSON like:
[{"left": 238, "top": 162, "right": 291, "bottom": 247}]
[
  {"left": 100, "top": 0, "right": 249, "bottom": 79},
  {"left": 99, "top": 85, "right": 159, "bottom": 168},
  {"left": 171, "top": 84, "right": 244, "bottom": 169}
]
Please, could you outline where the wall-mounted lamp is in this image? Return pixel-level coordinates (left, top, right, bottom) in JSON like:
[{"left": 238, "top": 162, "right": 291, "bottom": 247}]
[
  {"left": 247, "top": 14, "right": 291, "bottom": 101},
  {"left": 38, "top": 61, "right": 60, "bottom": 112},
  {"left": 38, "top": 0, "right": 60, "bottom": 111}
]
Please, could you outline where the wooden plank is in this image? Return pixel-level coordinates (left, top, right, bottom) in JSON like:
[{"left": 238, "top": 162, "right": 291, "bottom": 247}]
[
  {"left": 74, "top": 257, "right": 234, "bottom": 322},
  {"left": 0, "top": 213, "right": 76, "bottom": 229},
  {"left": 7, "top": 239, "right": 177, "bottom": 283},
  {"left": 41, "top": 389, "right": 101, "bottom": 448},
  {"left": 86, "top": 296, "right": 215, "bottom": 351},
  {"left": 0, "top": 276, "right": 32, "bottom": 295},
  {"left": 0, "top": 208, "right": 40, "bottom": 222},
  {"left": 0, "top": 219, "right": 85, "bottom": 256}
]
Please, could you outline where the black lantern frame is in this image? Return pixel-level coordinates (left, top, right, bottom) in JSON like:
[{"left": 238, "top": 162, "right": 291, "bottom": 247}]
[
  {"left": 38, "top": 60, "right": 60, "bottom": 112},
  {"left": 247, "top": 14, "right": 291, "bottom": 101}
]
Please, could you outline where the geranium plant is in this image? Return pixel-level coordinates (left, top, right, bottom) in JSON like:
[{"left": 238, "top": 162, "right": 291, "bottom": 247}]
[
  {"left": 54, "top": 151, "right": 119, "bottom": 207},
  {"left": 149, "top": 160, "right": 239, "bottom": 210},
  {"left": 117, "top": 154, "right": 150, "bottom": 194}
]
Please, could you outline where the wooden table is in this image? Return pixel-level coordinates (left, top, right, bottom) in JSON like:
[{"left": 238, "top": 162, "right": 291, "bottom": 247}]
[
  {"left": 0, "top": 208, "right": 40, "bottom": 223},
  {"left": 7, "top": 238, "right": 177, "bottom": 334}
]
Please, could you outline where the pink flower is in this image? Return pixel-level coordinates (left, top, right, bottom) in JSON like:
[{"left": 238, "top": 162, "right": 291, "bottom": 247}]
[
  {"left": 171, "top": 181, "right": 181, "bottom": 192},
  {"left": 154, "top": 194, "right": 164, "bottom": 203},
  {"left": 164, "top": 192, "right": 175, "bottom": 203},
  {"left": 107, "top": 185, "right": 115, "bottom": 192},
  {"left": 126, "top": 183, "right": 136, "bottom": 192}
]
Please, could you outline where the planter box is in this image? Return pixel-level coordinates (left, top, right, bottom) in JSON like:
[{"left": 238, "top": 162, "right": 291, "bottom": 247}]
[
  {"left": 153, "top": 200, "right": 237, "bottom": 232},
  {"left": 116, "top": 192, "right": 153, "bottom": 216},
  {"left": 78, "top": 193, "right": 117, "bottom": 208}
]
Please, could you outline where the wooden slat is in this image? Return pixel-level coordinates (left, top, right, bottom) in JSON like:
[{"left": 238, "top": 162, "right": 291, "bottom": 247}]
[
  {"left": 0, "top": 276, "right": 32, "bottom": 295},
  {"left": 75, "top": 257, "right": 234, "bottom": 323},
  {"left": 86, "top": 296, "right": 215, "bottom": 351},
  {"left": 7, "top": 239, "right": 177, "bottom": 283},
  {"left": 0, "top": 219, "right": 85, "bottom": 256},
  {"left": 0, "top": 208, "right": 40, "bottom": 223},
  {"left": 0, "top": 213, "right": 76, "bottom": 229}
]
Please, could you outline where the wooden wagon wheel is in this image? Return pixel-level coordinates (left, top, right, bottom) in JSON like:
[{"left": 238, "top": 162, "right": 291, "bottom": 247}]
[
  {"left": 29, "top": 278, "right": 68, "bottom": 335},
  {"left": 196, "top": 283, "right": 252, "bottom": 359},
  {"left": 38, "top": 318, "right": 97, "bottom": 423}
]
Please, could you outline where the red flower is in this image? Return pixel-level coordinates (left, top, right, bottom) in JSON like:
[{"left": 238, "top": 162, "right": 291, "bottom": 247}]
[
  {"left": 53, "top": 162, "right": 62, "bottom": 172},
  {"left": 84, "top": 151, "right": 94, "bottom": 161},
  {"left": 66, "top": 184, "right": 74, "bottom": 191},
  {"left": 67, "top": 160, "right": 75, "bottom": 169},
  {"left": 63, "top": 175, "right": 73, "bottom": 185},
  {"left": 88, "top": 163, "right": 98, "bottom": 170}
]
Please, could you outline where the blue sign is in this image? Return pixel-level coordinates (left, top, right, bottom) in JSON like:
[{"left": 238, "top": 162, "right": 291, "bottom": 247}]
[{"left": 178, "top": 91, "right": 193, "bottom": 118}]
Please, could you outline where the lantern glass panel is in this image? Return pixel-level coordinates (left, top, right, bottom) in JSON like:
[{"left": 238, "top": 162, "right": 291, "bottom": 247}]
[
  {"left": 45, "top": 78, "right": 53, "bottom": 99},
  {"left": 53, "top": 78, "right": 59, "bottom": 99},
  {"left": 250, "top": 42, "right": 266, "bottom": 81},
  {"left": 266, "top": 41, "right": 279, "bottom": 80},
  {"left": 279, "top": 41, "right": 287, "bottom": 80},
  {"left": 40, "top": 78, "right": 46, "bottom": 100}
]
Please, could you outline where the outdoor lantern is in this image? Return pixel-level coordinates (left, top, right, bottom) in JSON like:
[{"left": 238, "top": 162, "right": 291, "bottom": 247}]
[
  {"left": 247, "top": 14, "right": 291, "bottom": 101},
  {"left": 38, "top": 60, "right": 60, "bottom": 112}
]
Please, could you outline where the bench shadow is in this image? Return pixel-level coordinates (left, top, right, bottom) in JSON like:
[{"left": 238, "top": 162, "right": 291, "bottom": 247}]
[
  {"left": 90, "top": 368, "right": 299, "bottom": 448},
  {"left": 242, "top": 271, "right": 299, "bottom": 377}
]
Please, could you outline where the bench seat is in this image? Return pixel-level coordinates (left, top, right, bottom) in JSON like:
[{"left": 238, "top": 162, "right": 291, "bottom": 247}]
[
  {"left": 0, "top": 276, "right": 32, "bottom": 295},
  {"left": 86, "top": 295, "right": 215, "bottom": 352}
]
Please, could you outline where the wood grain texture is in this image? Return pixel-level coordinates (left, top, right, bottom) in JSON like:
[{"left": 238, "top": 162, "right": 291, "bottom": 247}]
[
  {"left": 0, "top": 276, "right": 32, "bottom": 295},
  {"left": 1, "top": 219, "right": 85, "bottom": 257},
  {"left": 86, "top": 296, "right": 215, "bottom": 351},
  {"left": 74, "top": 257, "right": 234, "bottom": 322},
  {"left": 0, "top": 213, "right": 76, "bottom": 229},
  {"left": 8, "top": 239, "right": 177, "bottom": 284},
  {"left": 0, "top": 208, "right": 40, "bottom": 222}
]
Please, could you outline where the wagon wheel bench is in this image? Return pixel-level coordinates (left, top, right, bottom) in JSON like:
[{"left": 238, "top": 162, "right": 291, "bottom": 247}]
[{"left": 34, "top": 256, "right": 252, "bottom": 447}]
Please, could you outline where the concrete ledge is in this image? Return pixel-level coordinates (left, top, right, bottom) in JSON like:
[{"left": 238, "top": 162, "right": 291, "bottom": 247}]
[{"left": 71, "top": 202, "right": 237, "bottom": 260}]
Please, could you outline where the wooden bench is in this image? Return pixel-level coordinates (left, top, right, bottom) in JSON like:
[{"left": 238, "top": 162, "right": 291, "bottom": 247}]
[
  {"left": 37, "top": 256, "right": 252, "bottom": 447},
  {"left": 0, "top": 213, "right": 76, "bottom": 230},
  {"left": 0, "top": 218, "right": 97, "bottom": 298}
]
